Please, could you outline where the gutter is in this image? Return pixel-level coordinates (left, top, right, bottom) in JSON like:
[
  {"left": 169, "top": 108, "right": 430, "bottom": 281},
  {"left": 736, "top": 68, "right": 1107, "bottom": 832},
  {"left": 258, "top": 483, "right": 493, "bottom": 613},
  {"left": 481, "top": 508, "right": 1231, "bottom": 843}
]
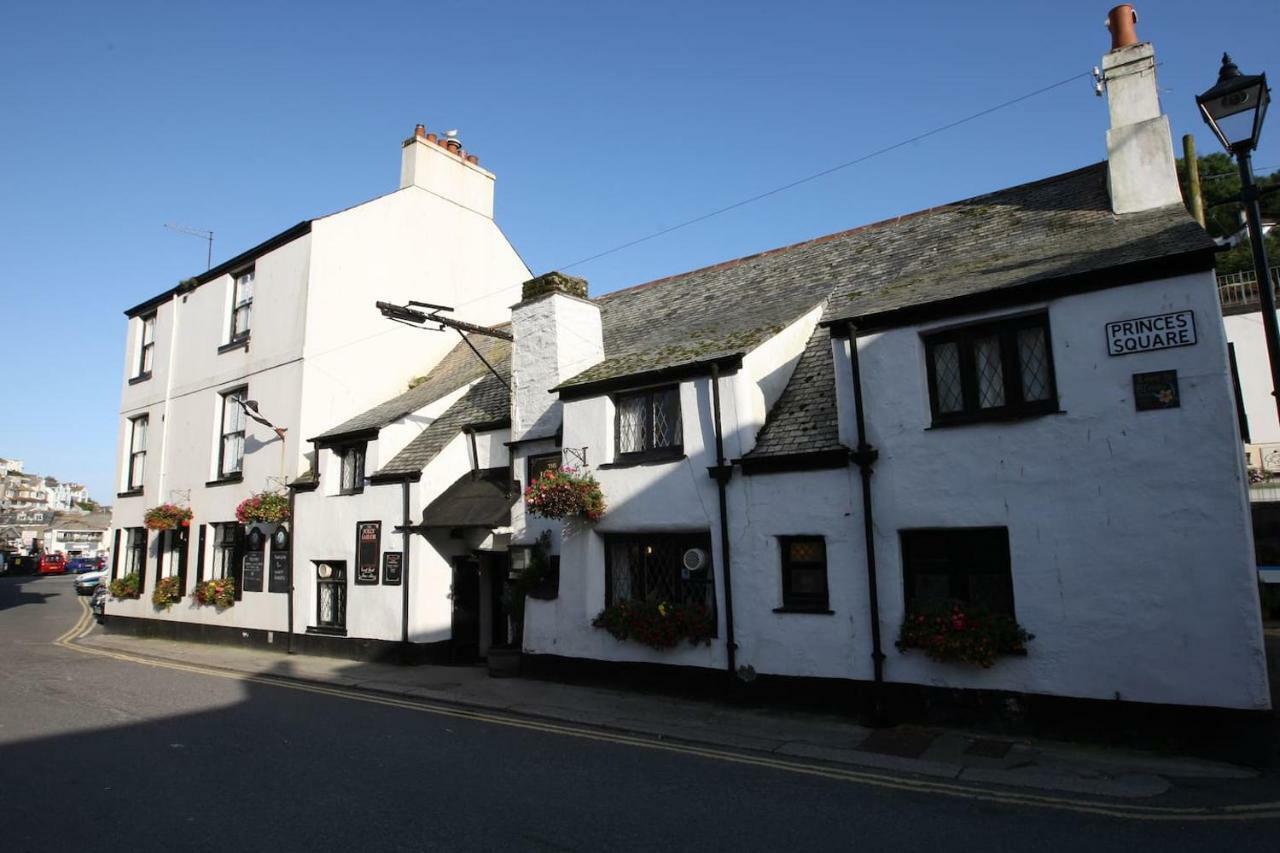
[
  {"left": 846, "top": 329, "right": 886, "bottom": 721},
  {"left": 707, "top": 364, "right": 738, "bottom": 680}
]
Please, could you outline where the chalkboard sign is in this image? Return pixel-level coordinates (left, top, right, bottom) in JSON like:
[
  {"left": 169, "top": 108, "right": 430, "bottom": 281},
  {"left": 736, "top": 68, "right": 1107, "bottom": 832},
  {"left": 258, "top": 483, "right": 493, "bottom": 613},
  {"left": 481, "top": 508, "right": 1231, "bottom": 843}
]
[
  {"left": 242, "top": 550, "right": 265, "bottom": 592},
  {"left": 383, "top": 551, "right": 403, "bottom": 586},
  {"left": 1133, "top": 369, "right": 1180, "bottom": 411},
  {"left": 269, "top": 549, "right": 290, "bottom": 593},
  {"left": 355, "top": 521, "right": 381, "bottom": 585}
]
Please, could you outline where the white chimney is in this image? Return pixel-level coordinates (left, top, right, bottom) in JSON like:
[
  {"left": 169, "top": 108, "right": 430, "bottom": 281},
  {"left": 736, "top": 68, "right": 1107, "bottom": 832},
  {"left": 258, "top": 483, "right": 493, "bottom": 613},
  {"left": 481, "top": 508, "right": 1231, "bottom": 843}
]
[
  {"left": 1101, "top": 6, "right": 1183, "bottom": 215},
  {"left": 510, "top": 272, "right": 604, "bottom": 443},
  {"left": 399, "top": 124, "right": 495, "bottom": 218}
]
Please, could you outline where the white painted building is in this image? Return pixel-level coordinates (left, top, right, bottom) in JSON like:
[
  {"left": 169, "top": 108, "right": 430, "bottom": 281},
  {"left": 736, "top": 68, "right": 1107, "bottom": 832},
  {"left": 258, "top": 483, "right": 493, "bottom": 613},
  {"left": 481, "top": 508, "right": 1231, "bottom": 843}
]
[{"left": 102, "top": 25, "right": 1269, "bottom": 715}]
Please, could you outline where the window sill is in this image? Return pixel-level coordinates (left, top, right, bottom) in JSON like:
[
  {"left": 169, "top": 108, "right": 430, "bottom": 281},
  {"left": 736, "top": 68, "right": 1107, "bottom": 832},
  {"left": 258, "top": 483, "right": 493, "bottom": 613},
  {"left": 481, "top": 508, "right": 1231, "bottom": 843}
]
[
  {"left": 599, "top": 449, "right": 686, "bottom": 469},
  {"left": 773, "top": 606, "right": 834, "bottom": 615},
  {"left": 128, "top": 372, "right": 152, "bottom": 386},
  {"left": 337, "top": 488, "right": 365, "bottom": 497},
  {"left": 926, "top": 407, "right": 1064, "bottom": 430},
  {"left": 205, "top": 474, "right": 244, "bottom": 488},
  {"left": 306, "top": 626, "right": 347, "bottom": 637},
  {"left": 116, "top": 489, "right": 144, "bottom": 499},
  {"left": 218, "top": 338, "right": 250, "bottom": 355}
]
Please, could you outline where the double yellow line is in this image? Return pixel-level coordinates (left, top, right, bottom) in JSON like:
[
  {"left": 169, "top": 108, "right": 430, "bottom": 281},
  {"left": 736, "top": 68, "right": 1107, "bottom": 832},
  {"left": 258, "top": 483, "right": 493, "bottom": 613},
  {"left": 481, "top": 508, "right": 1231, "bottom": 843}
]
[{"left": 54, "top": 602, "right": 1280, "bottom": 823}]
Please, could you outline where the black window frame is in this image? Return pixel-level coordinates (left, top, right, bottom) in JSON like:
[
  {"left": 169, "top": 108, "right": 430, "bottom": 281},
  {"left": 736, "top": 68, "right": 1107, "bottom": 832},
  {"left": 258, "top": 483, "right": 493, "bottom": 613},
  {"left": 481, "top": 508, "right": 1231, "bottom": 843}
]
[
  {"left": 229, "top": 267, "right": 254, "bottom": 343},
  {"left": 315, "top": 560, "right": 347, "bottom": 632},
  {"left": 337, "top": 442, "right": 366, "bottom": 495},
  {"left": 136, "top": 312, "right": 156, "bottom": 378},
  {"left": 900, "top": 527, "right": 1016, "bottom": 617},
  {"left": 602, "top": 531, "right": 716, "bottom": 629},
  {"left": 210, "top": 522, "right": 238, "bottom": 580},
  {"left": 217, "top": 387, "right": 248, "bottom": 480},
  {"left": 923, "top": 312, "right": 1058, "bottom": 427},
  {"left": 126, "top": 414, "right": 148, "bottom": 492},
  {"left": 612, "top": 384, "right": 683, "bottom": 462},
  {"left": 777, "top": 535, "right": 831, "bottom": 613},
  {"left": 125, "top": 527, "right": 147, "bottom": 591},
  {"left": 525, "top": 451, "right": 561, "bottom": 486}
]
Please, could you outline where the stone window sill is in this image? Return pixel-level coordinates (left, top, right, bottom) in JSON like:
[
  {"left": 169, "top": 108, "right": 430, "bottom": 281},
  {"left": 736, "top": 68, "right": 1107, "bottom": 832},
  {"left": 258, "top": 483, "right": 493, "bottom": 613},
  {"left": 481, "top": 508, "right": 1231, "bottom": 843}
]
[
  {"left": 205, "top": 474, "right": 244, "bottom": 488},
  {"left": 218, "top": 338, "right": 250, "bottom": 355}
]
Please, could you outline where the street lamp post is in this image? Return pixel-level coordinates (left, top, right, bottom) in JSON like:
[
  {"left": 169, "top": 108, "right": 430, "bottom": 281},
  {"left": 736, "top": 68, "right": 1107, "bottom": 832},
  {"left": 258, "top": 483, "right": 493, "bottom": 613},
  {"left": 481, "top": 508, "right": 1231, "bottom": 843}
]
[{"left": 1197, "top": 54, "right": 1279, "bottom": 423}]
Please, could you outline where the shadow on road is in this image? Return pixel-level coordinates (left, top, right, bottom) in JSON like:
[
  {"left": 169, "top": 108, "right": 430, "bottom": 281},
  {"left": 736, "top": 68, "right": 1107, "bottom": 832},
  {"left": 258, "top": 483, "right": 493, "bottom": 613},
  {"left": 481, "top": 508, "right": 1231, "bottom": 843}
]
[{"left": 0, "top": 577, "right": 58, "bottom": 612}]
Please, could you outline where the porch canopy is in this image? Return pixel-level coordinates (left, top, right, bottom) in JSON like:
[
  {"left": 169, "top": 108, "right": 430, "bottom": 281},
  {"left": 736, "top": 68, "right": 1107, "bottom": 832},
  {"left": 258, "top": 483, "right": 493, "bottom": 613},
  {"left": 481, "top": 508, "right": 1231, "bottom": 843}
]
[{"left": 418, "top": 468, "right": 519, "bottom": 530}]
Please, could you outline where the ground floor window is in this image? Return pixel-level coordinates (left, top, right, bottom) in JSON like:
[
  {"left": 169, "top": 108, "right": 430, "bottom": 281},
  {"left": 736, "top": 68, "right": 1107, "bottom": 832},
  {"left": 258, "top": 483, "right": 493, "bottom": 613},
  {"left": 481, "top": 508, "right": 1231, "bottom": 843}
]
[
  {"left": 316, "top": 561, "right": 347, "bottom": 630},
  {"left": 211, "top": 523, "right": 238, "bottom": 579},
  {"left": 899, "top": 527, "right": 1014, "bottom": 615},
  {"left": 124, "top": 528, "right": 147, "bottom": 582},
  {"left": 779, "top": 536, "right": 829, "bottom": 612},
  {"left": 157, "top": 528, "right": 187, "bottom": 579},
  {"left": 604, "top": 531, "right": 715, "bottom": 616}
]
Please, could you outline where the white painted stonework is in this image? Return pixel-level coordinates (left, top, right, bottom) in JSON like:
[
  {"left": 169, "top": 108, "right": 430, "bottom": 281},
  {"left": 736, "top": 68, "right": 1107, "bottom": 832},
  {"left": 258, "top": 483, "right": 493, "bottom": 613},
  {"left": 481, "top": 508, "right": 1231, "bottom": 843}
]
[
  {"left": 1103, "top": 42, "right": 1182, "bottom": 215},
  {"left": 510, "top": 292, "right": 604, "bottom": 443}
]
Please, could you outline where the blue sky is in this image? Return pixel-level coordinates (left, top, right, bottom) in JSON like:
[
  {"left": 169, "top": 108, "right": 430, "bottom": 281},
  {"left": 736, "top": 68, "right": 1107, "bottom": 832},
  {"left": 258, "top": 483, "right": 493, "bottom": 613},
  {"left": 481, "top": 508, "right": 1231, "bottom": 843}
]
[{"left": 2, "top": 0, "right": 1277, "bottom": 502}]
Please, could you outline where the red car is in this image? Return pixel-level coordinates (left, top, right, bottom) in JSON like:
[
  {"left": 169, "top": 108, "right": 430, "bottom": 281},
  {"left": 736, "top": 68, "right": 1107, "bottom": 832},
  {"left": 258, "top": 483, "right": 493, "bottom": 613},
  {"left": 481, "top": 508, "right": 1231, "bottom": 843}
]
[{"left": 38, "top": 553, "right": 67, "bottom": 575}]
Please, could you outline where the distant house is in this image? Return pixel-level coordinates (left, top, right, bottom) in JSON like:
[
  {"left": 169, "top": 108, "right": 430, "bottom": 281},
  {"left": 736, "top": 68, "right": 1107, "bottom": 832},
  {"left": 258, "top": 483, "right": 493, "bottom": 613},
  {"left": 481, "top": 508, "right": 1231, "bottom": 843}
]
[{"left": 103, "top": 25, "right": 1268, "bottom": 713}]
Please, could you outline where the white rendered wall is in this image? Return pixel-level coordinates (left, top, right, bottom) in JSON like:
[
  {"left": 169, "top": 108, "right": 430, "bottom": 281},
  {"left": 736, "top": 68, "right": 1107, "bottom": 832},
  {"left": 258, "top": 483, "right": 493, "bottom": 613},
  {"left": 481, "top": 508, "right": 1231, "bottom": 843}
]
[
  {"left": 830, "top": 271, "right": 1267, "bottom": 710},
  {"left": 1223, "top": 311, "right": 1280, "bottom": 447},
  {"left": 735, "top": 304, "right": 823, "bottom": 456}
]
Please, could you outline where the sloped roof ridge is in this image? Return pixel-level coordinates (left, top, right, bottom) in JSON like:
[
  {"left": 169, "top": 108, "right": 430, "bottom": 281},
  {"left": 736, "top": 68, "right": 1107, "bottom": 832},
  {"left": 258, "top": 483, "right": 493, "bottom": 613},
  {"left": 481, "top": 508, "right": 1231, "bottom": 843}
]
[{"left": 594, "top": 162, "right": 1107, "bottom": 304}]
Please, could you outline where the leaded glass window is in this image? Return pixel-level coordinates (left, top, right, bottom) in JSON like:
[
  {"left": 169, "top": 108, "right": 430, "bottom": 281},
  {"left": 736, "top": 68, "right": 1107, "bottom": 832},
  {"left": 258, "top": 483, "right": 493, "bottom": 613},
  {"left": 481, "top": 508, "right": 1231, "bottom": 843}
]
[
  {"left": 924, "top": 314, "right": 1057, "bottom": 425},
  {"left": 605, "top": 532, "right": 715, "bottom": 619},
  {"left": 615, "top": 386, "right": 682, "bottom": 457}
]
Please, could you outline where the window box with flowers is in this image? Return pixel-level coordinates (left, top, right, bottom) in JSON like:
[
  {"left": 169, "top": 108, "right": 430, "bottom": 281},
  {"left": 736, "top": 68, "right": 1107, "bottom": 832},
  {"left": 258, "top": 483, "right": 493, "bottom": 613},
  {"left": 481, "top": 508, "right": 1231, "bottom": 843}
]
[
  {"left": 152, "top": 575, "right": 183, "bottom": 609},
  {"left": 109, "top": 573, "right": 141, "bottom": 600},
  {"left": 524, "top": 466, "right": 605, "bottom": 522},
  {"left": 896, "top": 601, "right": 1033, "bottom": 668},
  {"left": 592, "top": 600, "right": 716, "bottom": 650},
  {"left": 143, "top": 503, "right": 193, "bottom": 531},
  {"left": 195, "top": 578, "right": 236, "bottom": 610},
  {"left": 236, "top": 491, "right": 290, "bottom": 536}
]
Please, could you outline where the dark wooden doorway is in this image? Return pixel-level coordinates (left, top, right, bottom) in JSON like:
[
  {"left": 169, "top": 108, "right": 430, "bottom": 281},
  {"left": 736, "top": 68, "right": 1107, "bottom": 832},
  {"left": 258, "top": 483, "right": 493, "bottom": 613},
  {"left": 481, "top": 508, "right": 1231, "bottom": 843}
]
[{"left": 451, "top": 556, "right": 481, "bottom": 662}]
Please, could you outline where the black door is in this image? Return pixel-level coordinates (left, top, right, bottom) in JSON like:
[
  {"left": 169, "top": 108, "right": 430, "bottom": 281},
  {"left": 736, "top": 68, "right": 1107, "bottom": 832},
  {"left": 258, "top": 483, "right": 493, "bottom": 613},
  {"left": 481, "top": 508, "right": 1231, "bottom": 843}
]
[{"left": 451, "top": 557, "right": 481, "bottom": 661}]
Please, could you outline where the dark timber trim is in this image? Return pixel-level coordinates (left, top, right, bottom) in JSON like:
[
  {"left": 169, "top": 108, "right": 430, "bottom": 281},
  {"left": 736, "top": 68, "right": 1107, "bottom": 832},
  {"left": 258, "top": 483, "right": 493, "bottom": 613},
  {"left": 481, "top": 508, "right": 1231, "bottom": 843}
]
[
  {"left": 312, "top": 427, "right": 379, "bottom": 449},
  {"left": 739, "top": 448, "right": 849, "bottom": 475},
  {"left": 555, "top": 355, "right": 743, "bottom": 401}
]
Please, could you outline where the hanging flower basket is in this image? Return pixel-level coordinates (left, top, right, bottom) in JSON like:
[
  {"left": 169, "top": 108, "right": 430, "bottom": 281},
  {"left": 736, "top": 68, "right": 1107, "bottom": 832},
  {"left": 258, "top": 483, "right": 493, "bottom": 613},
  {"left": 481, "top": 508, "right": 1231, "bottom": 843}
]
[
  {"left": 592, "top": 600, "right": 715, "bottom": 650},
  {"left": 896, "top": 601, "right": 1033, "bottom": 668},
  {"left": 108, "top": 573, "right": 141, "bottom": 600},
  {"left": 524, "top": 467, "right": 605, "bottom": 521},
  {"left": 235, "top": 492, "right": 290, "bottom": 527},
  {"left": 194, "top": 578, "right": 236, "bottom": 610},
  {"left": 152, "top": 575, "right": 183, "bottom": 609},
  {"left": 143, "top": 504, "right": 193, "bottom": 531}
]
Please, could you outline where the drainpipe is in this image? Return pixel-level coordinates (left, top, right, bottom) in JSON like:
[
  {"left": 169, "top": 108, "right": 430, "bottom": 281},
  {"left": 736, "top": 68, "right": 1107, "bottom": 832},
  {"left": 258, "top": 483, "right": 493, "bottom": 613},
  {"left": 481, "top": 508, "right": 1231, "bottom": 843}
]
[
  {"left": 286, "top": 485, "right": 296, "bottom": 654},
  {"left": 708, "top": 364, "right": 738, "bottom": 679},
  {"left": 845, "top": 327, "right": 886, "bottom": 720},
  {"left": 401, "top": 478, "right": 412, "bottom": 647}
]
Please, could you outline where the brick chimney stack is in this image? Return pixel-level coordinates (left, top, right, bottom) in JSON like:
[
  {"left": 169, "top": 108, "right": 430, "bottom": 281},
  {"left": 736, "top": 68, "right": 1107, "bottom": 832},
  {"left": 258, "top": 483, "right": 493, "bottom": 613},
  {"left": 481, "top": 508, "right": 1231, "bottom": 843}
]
[{"left": 1101, "top": 5, "right": 1183, "bottom": 214}]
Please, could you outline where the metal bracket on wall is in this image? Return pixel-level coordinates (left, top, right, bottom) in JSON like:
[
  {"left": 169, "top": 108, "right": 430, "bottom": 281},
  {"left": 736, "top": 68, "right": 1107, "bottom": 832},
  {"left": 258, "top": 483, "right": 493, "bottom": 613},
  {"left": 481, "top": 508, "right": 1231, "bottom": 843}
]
[{"left": 562, "top": 447, "right": 589, "bottom": 468}]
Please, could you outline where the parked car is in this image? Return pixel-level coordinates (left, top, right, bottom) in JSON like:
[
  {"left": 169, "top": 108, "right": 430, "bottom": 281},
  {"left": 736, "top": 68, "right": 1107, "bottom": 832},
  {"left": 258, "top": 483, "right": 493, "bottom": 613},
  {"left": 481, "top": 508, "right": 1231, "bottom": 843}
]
[
  {"left": 75, "top": 569, "right": 107, "bottom": 595},
  {"left": 90, "top": 584, "right": 107, "bottom": 621},
  {"left": 37, "top": 553, "right": 67, "bottom": 575},
  {"left": 66, "top": 557, "right": 101, "bottom": 574}
]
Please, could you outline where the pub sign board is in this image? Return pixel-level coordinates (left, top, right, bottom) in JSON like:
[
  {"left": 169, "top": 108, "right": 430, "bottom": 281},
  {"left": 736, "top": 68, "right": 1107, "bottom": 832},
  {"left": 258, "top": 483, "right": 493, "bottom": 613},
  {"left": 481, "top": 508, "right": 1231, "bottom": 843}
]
[
  {"left": 268, "top": 526, "right": 290, "bottom": 593},
  {"left": 1106, "top": 310, "right": 1196, "bottom": 357},
  {"left": 242, "top": 527, "right": 266, "bottom": 592},
  {"left": 1133, "top": 369, "right": 1180, "bottom": 411},
  {"left": 382, "top": 551, "right": 403, "bottom": 586},
  {"left": 355, "top": 521, "right": 381, "bottom": 585}
]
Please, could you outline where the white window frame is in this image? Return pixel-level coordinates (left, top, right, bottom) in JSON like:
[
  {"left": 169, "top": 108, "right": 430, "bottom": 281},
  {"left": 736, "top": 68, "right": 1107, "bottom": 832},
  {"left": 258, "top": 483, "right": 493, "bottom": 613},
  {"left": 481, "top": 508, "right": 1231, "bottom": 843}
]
[
  {"left": 126, "top": 415, "right": 148, "bottom": 492},
  {"left": 229, "top": 268, "right": 254, "bottom": 342}
]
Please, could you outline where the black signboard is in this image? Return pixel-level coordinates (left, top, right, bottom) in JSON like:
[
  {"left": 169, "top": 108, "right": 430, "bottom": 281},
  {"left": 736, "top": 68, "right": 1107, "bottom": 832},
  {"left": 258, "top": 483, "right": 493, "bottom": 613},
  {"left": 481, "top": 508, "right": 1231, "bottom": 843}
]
[
  {"left": 269, "top": 527, "right": 290, "bottom": 593},
  {"left": 1133, "top": 370, "right": 1180, "bottom": 411},
  {"left": 242, "top": 550, "right": 265, "bottom": 592},
  {"left": 383, "top": 551, "right": 403, "bottom": 586},
  {"left": 355, "top": 521, "right": 381, "bottom": 585}
]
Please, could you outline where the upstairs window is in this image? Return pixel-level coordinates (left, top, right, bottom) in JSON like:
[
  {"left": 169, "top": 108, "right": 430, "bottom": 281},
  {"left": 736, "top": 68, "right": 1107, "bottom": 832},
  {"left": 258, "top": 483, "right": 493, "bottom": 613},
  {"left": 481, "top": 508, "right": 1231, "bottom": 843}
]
[
  {"left": 126, "top": 415, "right": 148, "bottom": 492},
  {"left": 615, "top": 386, "right": 682, "bottom": 459},
  {"left": 230, "top": 268, "right": 254, "bottom": 341},
  {"left": 923, "top": 313, "right": 1057, "bottom": 426},
  {"left": 218, "top": 388, "right": 247, "bottom": 479},
  {"left": 137, "top": 313, "right": 156, "bottom": 377},
  {"left": 338, "top": 443, "right": 366, "bottom": 495}
]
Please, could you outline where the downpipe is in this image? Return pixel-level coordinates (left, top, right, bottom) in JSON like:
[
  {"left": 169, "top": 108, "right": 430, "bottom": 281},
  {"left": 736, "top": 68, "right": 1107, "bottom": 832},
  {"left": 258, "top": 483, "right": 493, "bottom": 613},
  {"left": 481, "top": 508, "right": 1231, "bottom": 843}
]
[{"left": 708, "top": 364, "right": 738, "bottom": 680}]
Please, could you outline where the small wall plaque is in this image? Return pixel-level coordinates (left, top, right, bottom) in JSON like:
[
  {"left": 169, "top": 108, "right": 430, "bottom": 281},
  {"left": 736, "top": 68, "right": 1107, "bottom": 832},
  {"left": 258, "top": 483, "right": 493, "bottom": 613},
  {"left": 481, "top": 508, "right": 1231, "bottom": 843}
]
[
  {"left": 382, "top": 551, "right": 403, "bottom": 586},
  {"left": 1133, "top": 370, "right": 1180, "bottom": 411}
]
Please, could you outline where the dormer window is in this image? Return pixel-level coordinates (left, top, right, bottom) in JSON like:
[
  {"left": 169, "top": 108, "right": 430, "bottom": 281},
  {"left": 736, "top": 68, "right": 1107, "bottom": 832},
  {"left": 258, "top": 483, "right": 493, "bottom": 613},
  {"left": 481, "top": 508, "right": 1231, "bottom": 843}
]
[
  {"left": 230, "top": 268, "right": 254, "bottom": 342},
  {"left": 615, "top": 386, "right": 682, "bottom": 461},
  {"left": 338, "top": 443, "right": 366, "bottom": 495}
]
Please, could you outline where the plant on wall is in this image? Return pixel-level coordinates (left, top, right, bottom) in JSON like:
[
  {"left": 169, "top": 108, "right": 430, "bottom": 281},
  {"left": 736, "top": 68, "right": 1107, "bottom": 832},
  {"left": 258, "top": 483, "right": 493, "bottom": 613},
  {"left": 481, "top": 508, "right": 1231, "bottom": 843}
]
[
  {"left": 896, "top": 601, "right": 1033, "bottom": 668},
  {"left": 194, "top": 578, "right": 236, "bottom": 609},
  {"left": 592, "top": 600, "right": 715, "bottom": 650},
  {"left": 108, "top": 573, "right": 141, "bottom": 600},
  {"left": 235, "top": 492, "right": 290, "bottom": 525},
  {"left": 152, "top": 575, "right": 183, "bottom": 609},
  {"left": 143, "top": 503, "right": 193, "bottom": 531},
  {"left": 524, "top": 467, "right": 605, "bottom": 522}
]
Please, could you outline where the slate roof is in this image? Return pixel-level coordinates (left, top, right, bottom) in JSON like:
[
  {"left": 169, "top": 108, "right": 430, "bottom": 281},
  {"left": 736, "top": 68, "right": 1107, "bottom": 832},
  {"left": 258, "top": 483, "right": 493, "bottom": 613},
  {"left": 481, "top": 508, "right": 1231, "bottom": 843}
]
[
  {"left": 419, "top": 468, "right": 520, "bottom": 528},
  {"left": 745, "top": 323, "right": 844, "bottom": 459},
  {"left": 313, "top": 334, "right": 510, "bottom": 442},
  {"left": 374, "top": 364, "right": 512, "bottom": 479}
]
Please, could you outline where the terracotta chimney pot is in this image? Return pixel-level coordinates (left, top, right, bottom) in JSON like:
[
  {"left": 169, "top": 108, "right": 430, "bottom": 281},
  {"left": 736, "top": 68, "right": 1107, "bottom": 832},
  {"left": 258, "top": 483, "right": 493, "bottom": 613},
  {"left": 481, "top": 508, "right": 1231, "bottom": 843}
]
[
  {"left": 414, "top": 124, "right": 426, "bottom": 138},
  {"left": 445, "top": 139, "right": 462, "bottom": 154},
  {"left": 425, "top": 132, "right": 437, "bottom": 143},
  {"left": 1106, "top": 5, "right": 1139, "bottom": 50},
  {"left": 466, "top": 154, "right": 479, "bottom": 165}
]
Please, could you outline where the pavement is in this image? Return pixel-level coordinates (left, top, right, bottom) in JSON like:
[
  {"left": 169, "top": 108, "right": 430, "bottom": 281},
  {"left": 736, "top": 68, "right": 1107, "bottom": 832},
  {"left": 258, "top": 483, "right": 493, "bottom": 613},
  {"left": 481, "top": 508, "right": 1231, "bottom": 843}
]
[{"left": 72, "top": 610, "right": 1271, "bottom": 802}]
